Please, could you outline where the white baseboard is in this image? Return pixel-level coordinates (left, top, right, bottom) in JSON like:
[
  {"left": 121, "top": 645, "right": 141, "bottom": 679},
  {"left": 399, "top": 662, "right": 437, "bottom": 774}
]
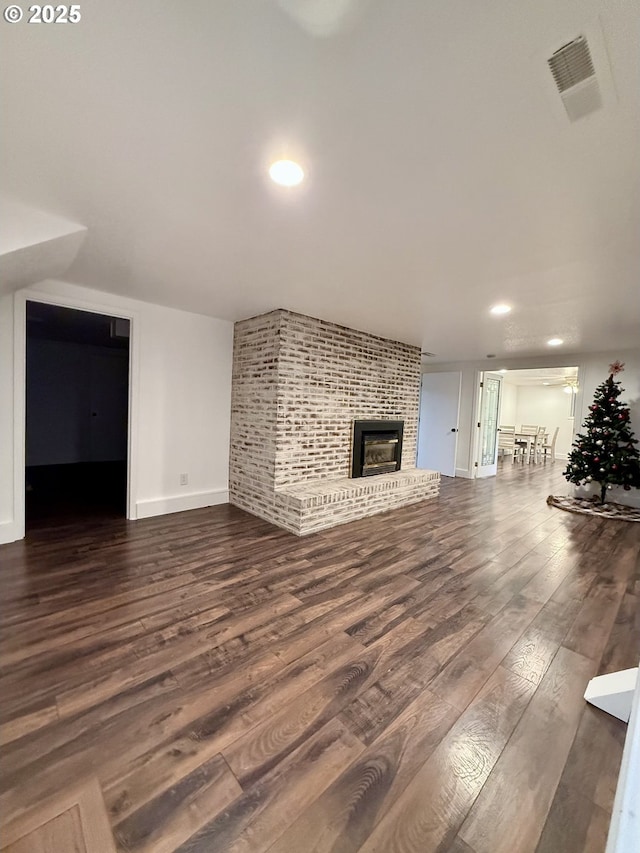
[
  {"left": 455, "top": 468, "right": 474, "bottom": 479},
  {"left": 0, "top": 520, "right": 23, "bottom": 545},
  {"left": 136, "top": 488, "right": 229, "bottom": 520}
]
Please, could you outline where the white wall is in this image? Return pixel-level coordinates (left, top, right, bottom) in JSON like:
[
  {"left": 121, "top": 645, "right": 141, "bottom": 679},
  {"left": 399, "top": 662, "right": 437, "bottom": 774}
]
[
  {"left": 513, "top": 384, "right": 574, "bottom": 459},
  {"left": 499, "top": 381, "right": 518, "bottom": 426},
  {"left": 0, "top": 279, "right": 234, "bottom": 543},
  {"left": 133, "top": 296, "right": 232, "bottom": 517}
]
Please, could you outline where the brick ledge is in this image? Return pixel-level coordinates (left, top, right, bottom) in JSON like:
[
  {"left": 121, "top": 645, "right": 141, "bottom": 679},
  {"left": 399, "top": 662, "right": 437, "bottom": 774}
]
[{"left": 277, "top": 468, "right": 440, "bottom": 509}]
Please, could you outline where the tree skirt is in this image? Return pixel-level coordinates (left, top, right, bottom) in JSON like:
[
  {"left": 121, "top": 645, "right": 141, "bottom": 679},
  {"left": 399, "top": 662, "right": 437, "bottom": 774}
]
[{"left": 547, "top": 494, "right": 640, "bottom": 522}]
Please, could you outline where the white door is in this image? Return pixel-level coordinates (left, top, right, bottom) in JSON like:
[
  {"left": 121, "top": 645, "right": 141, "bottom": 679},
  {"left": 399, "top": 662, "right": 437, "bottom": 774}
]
[
  {"left": 417, "top": 372, "right": 461, "bottom": 477},
  {"left": 476, "top": 371, "right": 503, "bottom": 477}
]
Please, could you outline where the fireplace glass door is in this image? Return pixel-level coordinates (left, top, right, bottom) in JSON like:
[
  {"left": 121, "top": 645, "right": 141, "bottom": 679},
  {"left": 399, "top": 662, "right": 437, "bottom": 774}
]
[{"left": 363, "top": 435, "right": 399, "bottom": 475}]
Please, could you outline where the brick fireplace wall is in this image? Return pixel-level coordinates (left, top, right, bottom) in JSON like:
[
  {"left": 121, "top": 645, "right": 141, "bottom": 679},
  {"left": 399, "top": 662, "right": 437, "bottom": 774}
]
[{"left": 229, "top": 309, "right": 439, "bottom": 534}]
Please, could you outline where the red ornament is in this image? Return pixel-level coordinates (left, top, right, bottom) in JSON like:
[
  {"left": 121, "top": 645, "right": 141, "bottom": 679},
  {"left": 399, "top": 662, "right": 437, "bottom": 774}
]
[
  {"left": 594, "top": 457, "right": 600, "bottom": 462},
  {"left": 612, "top": 464, "right": 618, "bottom": 470}
]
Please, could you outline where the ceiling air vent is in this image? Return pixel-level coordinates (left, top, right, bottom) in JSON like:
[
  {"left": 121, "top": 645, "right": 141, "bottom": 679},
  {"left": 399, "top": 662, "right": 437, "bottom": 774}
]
[{"left": 548, "top": 36, "right": 602, "bottom": 122}]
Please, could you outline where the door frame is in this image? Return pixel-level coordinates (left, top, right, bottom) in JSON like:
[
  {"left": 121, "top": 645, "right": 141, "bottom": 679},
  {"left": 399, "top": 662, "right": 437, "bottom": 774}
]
[
  {"left": 475, "top": 371, "right": 503, "bottom": 477},
  {"left": 470, "top": 364, "right": 584, "bottom": 476},
  {"left": 13, "top": 289, "right": 140, "bottom": 538},
  {"left": 470, "top": 371, "right": 482, "bottom": 477}
]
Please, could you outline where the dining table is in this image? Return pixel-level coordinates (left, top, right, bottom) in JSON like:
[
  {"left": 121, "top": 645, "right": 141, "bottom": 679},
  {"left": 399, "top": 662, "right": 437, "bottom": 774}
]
[{"left": 514, "top": 431, "right": 548, "bottom": 462}]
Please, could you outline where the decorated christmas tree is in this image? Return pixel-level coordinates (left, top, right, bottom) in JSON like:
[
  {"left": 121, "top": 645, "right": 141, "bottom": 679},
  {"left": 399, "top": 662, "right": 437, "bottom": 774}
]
[{"left": 564, "top": 361, "right": 640, "bottom": 504}]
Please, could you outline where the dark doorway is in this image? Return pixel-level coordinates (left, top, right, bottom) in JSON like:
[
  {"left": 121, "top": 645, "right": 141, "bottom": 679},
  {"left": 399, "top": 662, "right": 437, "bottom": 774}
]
[{"left": 25, "top": 301, "right": 130, "bottom": 528}]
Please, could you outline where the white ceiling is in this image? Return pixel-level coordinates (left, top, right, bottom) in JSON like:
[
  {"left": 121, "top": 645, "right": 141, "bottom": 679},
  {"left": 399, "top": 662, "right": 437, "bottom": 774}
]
[
  {"left": 0, "top": 200, "right": 87, "bottom": 294},
  {"left": 2, "top": 0, "right": 639, "bottom": 361}
]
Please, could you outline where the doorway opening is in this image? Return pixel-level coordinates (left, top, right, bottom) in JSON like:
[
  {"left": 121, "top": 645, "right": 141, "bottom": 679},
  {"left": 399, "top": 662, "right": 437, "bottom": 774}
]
[
  {"left": 25, "top": 301, "right": 130, "bottom": 528},
  {"left": 477, "top": 366, "right": 579, "bottom": 476}
]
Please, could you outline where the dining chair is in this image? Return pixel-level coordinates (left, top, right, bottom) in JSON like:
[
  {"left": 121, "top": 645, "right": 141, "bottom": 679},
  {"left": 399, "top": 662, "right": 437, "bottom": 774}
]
[
  {"left": 541, "top": 426, "right": 559, "bottom": 463},
  {"left": 498, "top": 426, "right": 521, "bottom": 462},
  {"left": 531, "top": 426, "right": 546, "bottom": 462},
  {"left": 516, "top": 425, "right": 538, "bottom": 462}
]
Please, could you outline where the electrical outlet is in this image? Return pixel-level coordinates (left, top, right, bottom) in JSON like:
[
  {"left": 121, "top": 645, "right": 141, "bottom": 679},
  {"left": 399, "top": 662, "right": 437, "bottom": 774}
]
[{"left": 180, "top": 473, "right": 188, "bottom": 486}]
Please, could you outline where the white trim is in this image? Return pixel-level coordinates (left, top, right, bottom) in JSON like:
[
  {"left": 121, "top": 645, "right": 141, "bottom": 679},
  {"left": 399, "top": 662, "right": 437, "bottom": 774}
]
[
  {"left": 136, "top": 489, "right": 229, "bottom": 519},
  {"left": 455, "top": 468, "right": 474, "bottom": 479},
  {"left": 13, "top": 295, "right": 26, "bottom": 542},
  {"left": 605, "top": 664, "right": 640, "bottom": 853},
  {"left": 0, "top": 520, "right": 22, "bottom": 545},
  {"left": 13, "top": 289, "right": 140, "bottom": 534},
  {"left": 584, "top": 667, "right": 637, "bottom": 723},
  {"left": 469, "top": 370, "right": 483, "bottom": 478}
]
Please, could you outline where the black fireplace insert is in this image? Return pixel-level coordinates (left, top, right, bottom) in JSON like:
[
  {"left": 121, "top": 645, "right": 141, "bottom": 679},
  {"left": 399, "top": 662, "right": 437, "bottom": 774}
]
[{"left": 351, "top": 420, "right": 404, "bottom": 478}]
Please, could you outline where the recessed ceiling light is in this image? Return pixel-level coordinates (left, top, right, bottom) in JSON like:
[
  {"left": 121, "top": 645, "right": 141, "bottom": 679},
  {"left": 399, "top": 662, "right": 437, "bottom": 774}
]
[
  {"left": 542, "top": 381, "right": 550, "bottom": 385},
  {"left": 269, "top": 160, "right": 304, "bottom": 187},
  {"left": 498, "top": 369, "right": 508, "bottom": 373},
  {"left": 490, "top": 304, "right": 512, "bottom": 315},
  {"left": 547, "top": 338, "right": 564, "bottom": 346}
]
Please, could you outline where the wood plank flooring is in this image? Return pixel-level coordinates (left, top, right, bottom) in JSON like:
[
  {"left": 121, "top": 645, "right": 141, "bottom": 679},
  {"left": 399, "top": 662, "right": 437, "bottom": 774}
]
[
  {"left": 1, "top": 775, "right": 116, "bottom": 853},
  {"left": 1, "top": 462, "right": 638, "bottom": 852}
]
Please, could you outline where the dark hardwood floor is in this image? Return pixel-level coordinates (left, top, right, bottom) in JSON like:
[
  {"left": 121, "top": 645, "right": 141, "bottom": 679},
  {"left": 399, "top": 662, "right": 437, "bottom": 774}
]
[
  {"left": 1, "top": 461, "right": 638, "bottom": 852},
  {"left": 26, "top": 461, "right": 127, "bottom": 526}
]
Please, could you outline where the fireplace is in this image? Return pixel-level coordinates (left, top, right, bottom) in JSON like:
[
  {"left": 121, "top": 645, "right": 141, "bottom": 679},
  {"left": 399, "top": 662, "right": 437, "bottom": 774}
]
[{"left": 351, "top": 420, "right": 404, "bottom": 478}]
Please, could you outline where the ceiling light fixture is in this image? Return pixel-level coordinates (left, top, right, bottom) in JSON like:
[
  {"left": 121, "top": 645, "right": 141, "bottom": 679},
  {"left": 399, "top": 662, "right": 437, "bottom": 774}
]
[
  {"left": 547, "top": 338, "right": 564, "bottom": 346},
  {"left": 269, "top": 160, "right": 304, "bottom": 187},
  {"left": 498, "top": 369, "right": 508, "bottom": 373},
  {"left": 542, "top": 381, "right": 550, "bottom": 385},
  {"left": 490, "top": 304, "right": 512, "bottom": 315}
]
